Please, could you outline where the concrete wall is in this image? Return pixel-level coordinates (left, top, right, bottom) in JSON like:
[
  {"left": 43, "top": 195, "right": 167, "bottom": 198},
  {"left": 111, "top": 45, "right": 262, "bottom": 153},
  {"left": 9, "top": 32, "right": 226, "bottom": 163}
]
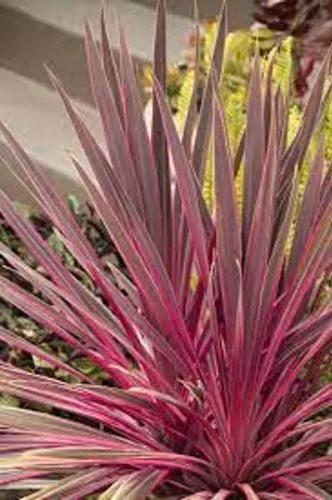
[{"left": 0, "top": 1, "right": 252, "bottom": 203}]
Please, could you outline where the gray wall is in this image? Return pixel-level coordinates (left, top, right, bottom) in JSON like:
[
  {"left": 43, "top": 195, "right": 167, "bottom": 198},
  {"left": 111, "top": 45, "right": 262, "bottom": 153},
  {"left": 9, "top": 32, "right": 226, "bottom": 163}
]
[{"left": 0, "top": 1, "right": 252, "bottom": 203}]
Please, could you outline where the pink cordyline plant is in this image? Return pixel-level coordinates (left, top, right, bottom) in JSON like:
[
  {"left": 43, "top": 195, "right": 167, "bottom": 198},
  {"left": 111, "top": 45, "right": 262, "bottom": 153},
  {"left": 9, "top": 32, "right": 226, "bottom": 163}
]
[{"left": 0, "top": 2, "right": 331, "bottom": 498}]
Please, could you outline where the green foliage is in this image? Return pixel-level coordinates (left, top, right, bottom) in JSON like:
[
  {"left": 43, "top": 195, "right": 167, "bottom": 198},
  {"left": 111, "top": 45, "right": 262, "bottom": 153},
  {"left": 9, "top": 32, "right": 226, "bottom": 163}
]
[
  {"left": 175, "top": 26, "right": 295, "bottom": 149},
  {"left": 173, "top": 23, "right": 332, "bottom": 213},
  {"left": 176, "top": 68, "right": 196, "bottom": 132}
]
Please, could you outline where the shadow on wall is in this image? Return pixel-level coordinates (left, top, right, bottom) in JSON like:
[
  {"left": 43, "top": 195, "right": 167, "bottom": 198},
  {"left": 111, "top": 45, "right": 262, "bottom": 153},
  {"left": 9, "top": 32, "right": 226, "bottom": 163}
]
[{"left": 0, "top": 5, "right": 94, "bottom": 106}]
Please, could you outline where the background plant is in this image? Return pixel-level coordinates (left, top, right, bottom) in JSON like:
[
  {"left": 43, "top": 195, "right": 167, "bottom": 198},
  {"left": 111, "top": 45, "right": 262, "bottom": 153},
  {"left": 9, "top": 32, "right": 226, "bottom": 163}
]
[
  {"left": 0, "top": 2, "right": 331, "bottom": 498},
  {"left": 254, "top": 0, "right": 332, "bottom": 89}
]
